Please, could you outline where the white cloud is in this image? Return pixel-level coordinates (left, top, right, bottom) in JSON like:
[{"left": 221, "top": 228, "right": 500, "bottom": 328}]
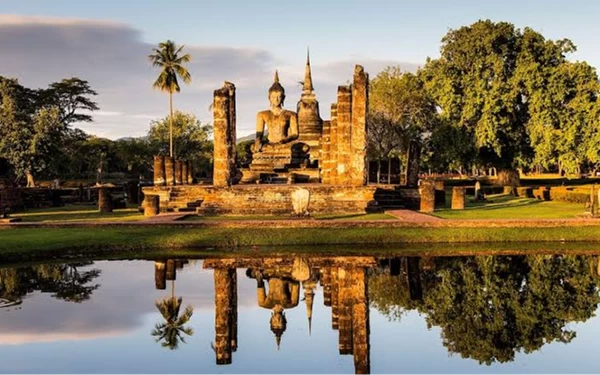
[{"left": 0, "top": 15, "right": 420, "bottom": 139}]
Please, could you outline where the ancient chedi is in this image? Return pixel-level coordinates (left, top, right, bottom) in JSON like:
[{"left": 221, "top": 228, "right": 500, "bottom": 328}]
[
  {"left": 217, "top": 55, "right": 368, "bottom": 186},
  {"left": 145, "top": 57, "right": 375, "bottom": 215}
]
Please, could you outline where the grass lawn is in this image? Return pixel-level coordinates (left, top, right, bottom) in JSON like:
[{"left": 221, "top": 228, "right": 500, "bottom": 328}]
[
  {"left": 434, "top": 194, "right": 586, "bottom": 219},
  {"left": 183, "top": 213, "right": 397, "bottom": 221},
  {"left": 11, "top": 204, "right": 144, "bottom": 223}
]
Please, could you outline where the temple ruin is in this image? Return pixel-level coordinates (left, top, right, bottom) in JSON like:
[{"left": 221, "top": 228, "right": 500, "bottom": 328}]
[{"left": 144, "top": 56, "right": 379, "bottom": 215}]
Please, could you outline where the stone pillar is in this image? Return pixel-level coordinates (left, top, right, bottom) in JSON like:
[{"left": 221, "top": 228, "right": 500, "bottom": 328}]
[
  {"left": 213, "top": 82, "right": 237, "bottom": 187},
  {"left": 153, "top": 155, "right": 166, "bottom": 186},
  {"left": 144, "top": 195, "right": 160, "bottom": 217},
  {"left": 214, "top": 268, "right": 237, "bottom": 365},
  {"left": 451, "top": 187, "right": 466, "bottom": 210},
  {"left": 166, "top": 259, "right": 176, "bottom": 281},
  {"left": 175, "top": 160, "right": 183, "bottom": 185},
  {"left": 187, "top": 161, "right": 194, "bottom": 184},
  {"left": 321, "top": 267, "right": 332, "bottom": 306},
  {"left": 336, "top": 86, "right": 352, "bottom": 185},
  {"left": 165, "top": 157, "right": 175, "bottom": 186},
  {"left": 338, "top": 267, "right": 353, "bottom": 355},
  {"left": 352, "top": 268, "right": 370, "bottom": 374},
  {"left": 331, "top": 267, "right": 339, "bottom": 330},
  {"left": 154, "top": 261, "right": 167, "bottom": 290},
  {"left": 329, "top": 104, "right": 339, "bottom": 185},
  {"left": 226, "top": 82, "right": 237, "bottom": 180},
  {"left": 181, "top": 161, "right": 188, "bottom": 185},
  {"left": 98, "top": 188, "right": 113, "bottom": 213},
  {"left": 405, "top": 141, "right": 421, "bottom": 187},
  {"left": 420, "top": 180, "right": 435, "bottom": 213},
  {"left": 350, "top": 65, "right": 368, "bottom": 186},
  {"left": 320, "top": 120, "right": 331, "bottom": 184}
]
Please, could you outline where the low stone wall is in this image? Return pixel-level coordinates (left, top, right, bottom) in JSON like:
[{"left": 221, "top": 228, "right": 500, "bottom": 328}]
[{"left": 143, "top": 184, "right": 379, "bottom": 215}]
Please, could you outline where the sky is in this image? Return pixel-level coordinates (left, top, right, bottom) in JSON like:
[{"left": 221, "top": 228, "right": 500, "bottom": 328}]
[{"left": 1, "top": 0, "right": 600, "bottom": 139}]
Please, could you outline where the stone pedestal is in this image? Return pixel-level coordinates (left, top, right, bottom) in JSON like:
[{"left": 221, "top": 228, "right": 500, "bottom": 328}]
[
  {"left": 165, "top": 157, "right": 175, "bottom": 186},
  {"left": 98, "top": 188, "right": 113, "bottom": 213},
  {"left": 144, "top": 195, "right": 160, "bottom": 217},
  {"left": 153, "top": 156, "right": 166, "bottom": 186},
  {"left": 419, "top": 180, "right": 435, "bottom": 213},
  {"left": 451, "top": 187, "right": 466, "bottom": 210}
]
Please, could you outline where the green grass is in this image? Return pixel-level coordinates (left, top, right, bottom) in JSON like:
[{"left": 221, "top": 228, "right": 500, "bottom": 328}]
[
  {"left": 12, "top": 204, "right": 144, "bottom": 223},
  {"left": 2, "top": 225, "right": 600, "bottom": 263},
  {"left": 183, "top": 213, "right": 397, "bottom": 221},
  {"left": 434, "top": 194, "right": 586, "bottom": 219}
]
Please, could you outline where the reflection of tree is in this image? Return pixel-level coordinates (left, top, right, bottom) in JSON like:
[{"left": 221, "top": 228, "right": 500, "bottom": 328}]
[
  {"left": 369, "top": 255, "right": 600, "bottom": 365},
  {"left": 151, "top": 269, "right": 194, "bottom": 350},
  {"left": 0, "top": 262, "right": 101, "bottom": 305}
]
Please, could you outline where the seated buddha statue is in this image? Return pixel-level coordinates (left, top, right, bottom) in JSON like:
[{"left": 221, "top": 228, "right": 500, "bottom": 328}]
[{"left": 251, "top": 71, "right": 299, "bottom": 168}]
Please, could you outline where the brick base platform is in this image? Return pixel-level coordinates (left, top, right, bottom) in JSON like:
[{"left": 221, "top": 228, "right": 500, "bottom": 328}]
[{"left": 142, "top": 184, "right": 379, "bottom": 215}]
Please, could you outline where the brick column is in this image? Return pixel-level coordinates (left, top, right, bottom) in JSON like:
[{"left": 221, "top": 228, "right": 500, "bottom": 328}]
[
  {"left": 352, "top": 268, "right": 370, "bottom": 374},
  {"left": 181, "top": 161, "right": 188, "bottom": 185},
  {"left": 338, "top": 267, "right": 353, "bottom": 355},
  {"left": 154, "top": 261, "right": 166, "bottom": 290},
  {"left": 153, "top": 155, "right": 166, "bottom": 186},
  {"left": 351, "top": 65, "right": 368, "bottom": 186},
  {"left": 98, "top": 188, "right": 112, "bottom": 213},
  {"left": 175, "top": 160, "right": 183, "bottom": 185},
  {"left": 320, "top": 120, "right": 331, "bottom": 184},
  {"left": 165, "top": 157, "right": 175, "bottom": 186},
  {"left": 336, "top": 86, "right": 352, "bottom": 185},
  {"left": 213, "top": 82, "right": 236, "bottom": 187},
  {"left": 214, "top": 268, "right": 237, "bottom": 365},
  {"left": 329, "top": 104, "right": 339, "bottom": 185}
]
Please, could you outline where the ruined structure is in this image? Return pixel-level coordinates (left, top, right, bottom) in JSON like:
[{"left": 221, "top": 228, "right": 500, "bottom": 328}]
[{"left": 144, "top": 58, "right": 378, "bottom": 215}]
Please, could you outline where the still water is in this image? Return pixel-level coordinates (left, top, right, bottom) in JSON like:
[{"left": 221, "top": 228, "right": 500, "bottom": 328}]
[{"left": 1, "top": 253, "right": 600, "bottom": 373}]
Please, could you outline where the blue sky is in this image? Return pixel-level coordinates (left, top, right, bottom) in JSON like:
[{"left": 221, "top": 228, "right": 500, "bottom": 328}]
[{"left": 1, "top": 0, "right": 599, "bottom": 138}]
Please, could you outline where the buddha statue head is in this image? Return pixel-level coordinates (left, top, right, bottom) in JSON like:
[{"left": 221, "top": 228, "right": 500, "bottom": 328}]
[
  {"left": 268, "top": 70, "right": 286, "bottom": 108},
  {"left": 270, "top": 304, "right": 287, "bottom": 350}
]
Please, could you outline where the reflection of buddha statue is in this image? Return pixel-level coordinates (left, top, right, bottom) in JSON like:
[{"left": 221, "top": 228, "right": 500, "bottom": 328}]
[
  {"left": 247, "top": 268, "right": 300, "bottom": 349},
  {"left": 253, "top": 71, "right": 299, "bottom": 154}
]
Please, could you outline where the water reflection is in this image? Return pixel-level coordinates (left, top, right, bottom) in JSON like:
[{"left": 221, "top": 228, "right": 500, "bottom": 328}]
[
  {"left": 1, "top": 253, "right": 600, "bottom": 373},
  {"left": 152, "top": 260, "right": 194, "bottom": 350}
]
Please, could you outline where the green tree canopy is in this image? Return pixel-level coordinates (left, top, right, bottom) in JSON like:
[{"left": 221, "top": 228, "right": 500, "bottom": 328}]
[
  {"left": 420, "top": 20, "right": 596, "bottom": 176},
  {"left": 148, "top": 111, "right": 213, "bottom": 173}
]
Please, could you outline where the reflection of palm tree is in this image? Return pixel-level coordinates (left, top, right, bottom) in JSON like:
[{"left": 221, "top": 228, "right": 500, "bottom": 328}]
[{"left": 151, "top": 277, "right": 194, "bottom": 350}]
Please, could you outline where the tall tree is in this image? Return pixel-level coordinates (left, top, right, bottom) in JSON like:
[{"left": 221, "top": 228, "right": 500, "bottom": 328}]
[
  {"left": 147, "top": 111, "right": 213, "bottom": 174},
  {"left": 368, "top": 67, "right": 437, "bottom": 182},
  {"left": 149, "top": 40, "right": 192, "bottom": 158},
  {"left": 421, "top": 20, "right": 579, "bottom": 183}
]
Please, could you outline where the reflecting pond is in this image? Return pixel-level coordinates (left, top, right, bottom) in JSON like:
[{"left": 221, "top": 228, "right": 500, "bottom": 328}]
[{"left": 2, "top": 252, "right": 600, "bottom": 373}]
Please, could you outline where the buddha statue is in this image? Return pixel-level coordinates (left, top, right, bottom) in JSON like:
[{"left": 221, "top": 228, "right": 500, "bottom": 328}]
[{"left": 254, "top": 71, "right": 299, "bottom": 154}]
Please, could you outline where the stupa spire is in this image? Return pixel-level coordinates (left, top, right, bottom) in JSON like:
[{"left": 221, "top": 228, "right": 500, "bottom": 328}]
[{"left": 303, "top": 48, "right": 314, "bottom": 93}]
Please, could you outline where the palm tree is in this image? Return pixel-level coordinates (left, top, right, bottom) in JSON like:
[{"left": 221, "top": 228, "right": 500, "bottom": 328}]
[
  {"left": 151, "top": 276, "right": 194, "bottom": 350},
  {"left": 149, "top": 40, "right": 192, "bottom": 158},
  {"left": 152, "top": 296, "right": 194, "bottom": 350}
]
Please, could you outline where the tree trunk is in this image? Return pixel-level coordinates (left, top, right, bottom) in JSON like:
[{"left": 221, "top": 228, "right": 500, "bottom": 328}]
[
  {"left": 169, "top": 91, "right": 174, "bottom": 158},
  {"left": 387, "top": 158, "right": 391, "bottom": 184},
  {"left": 377, "top": 160, "right": 381, "bottom": 184},
  {"left": 25, "top": 170, "right": 35, "bottom": 188}
]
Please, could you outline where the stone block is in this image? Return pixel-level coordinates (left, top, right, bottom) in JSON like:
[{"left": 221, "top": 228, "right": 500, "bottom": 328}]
[
  {"left": 451, "top": 187, "right": 466, "bottom": 210},
  {"left": 144, "top": 195, "right": 160, "bottom": 217},
  {"left": 419, "top": 180, "right": 435, "bottom": 213}
]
